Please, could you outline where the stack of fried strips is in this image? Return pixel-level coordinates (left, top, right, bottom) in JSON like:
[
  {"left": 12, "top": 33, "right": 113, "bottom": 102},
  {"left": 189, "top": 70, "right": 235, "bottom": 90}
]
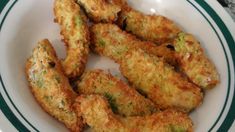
[{"left": 25, "top": 0, "right": 219, "bottom": 131}]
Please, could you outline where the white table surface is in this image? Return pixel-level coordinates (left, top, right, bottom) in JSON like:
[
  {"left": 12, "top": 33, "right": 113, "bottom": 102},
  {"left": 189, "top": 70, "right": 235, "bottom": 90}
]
[{"left": 225, "top": 7, "right": 235, "bottom": 21}]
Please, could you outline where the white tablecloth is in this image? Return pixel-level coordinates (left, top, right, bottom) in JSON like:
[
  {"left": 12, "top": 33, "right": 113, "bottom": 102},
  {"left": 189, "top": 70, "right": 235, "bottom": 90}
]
[{"left": 225, "top": 7, "right": 235, "bottom": 21}]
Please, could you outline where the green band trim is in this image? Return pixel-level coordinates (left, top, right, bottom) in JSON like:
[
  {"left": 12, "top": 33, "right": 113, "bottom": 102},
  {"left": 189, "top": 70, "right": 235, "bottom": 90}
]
[
  {"left": 0, "top": 90, "right": 29, "bottom": 132},
  {"left": 0, "top": 0, "right": 38, "bottom": 131},
  {"left": 187, "top": 1, "right": 231, "bottom": 131},
  {"left": 192, "top": 0, "right": 235, "bottom": 131},
  {"left": 195, "top": 1, "right": 235, "bottom": 131},
  {"left": 0, "top": 0, "right": 9, "bottom": 13}
]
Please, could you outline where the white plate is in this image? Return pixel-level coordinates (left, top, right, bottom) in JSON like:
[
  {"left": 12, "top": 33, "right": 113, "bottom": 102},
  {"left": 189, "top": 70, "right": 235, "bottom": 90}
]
[{"left": 0, "top": 0, "right": 235, "bottom": 131}]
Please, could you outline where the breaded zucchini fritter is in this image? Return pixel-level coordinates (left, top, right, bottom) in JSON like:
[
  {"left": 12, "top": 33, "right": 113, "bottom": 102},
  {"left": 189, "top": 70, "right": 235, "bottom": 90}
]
[
  {"left": 120, "top": 49, "right": 203, "bottom": 112},
  {"left": 54, "top": 0, "right": 90, "bottom": 78},
  {"left": 173, "top": 33, "right": 219, "bottom": 89},
  {"left": 77, "top": 0, "right": 121, "bottom": 23},
  {"left": 117, "top": 5, "right": 181, "bottom": 44},
  {"left": 25, "top": 39, "right": 83, "bottom": 131},
  {"left": 112, "top": 0, "right": 127, "bottom": 8},
  {"left": 74, "top": 95, "right": 193, "bottom": 132},
  {"left": 76, "top": 69, "right": 157, "bottom": 116},
  {"left": 91, "top": 23, "right": 177, "bottom": 65}
]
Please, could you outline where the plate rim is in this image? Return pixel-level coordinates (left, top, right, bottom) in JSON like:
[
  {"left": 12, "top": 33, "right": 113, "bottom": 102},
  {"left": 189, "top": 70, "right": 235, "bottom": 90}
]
[
  {"left": 190, "top": 1, "right": 235, "bottom": 131},
  {"left": 0, "top": 0, "right": 234, "bottom": 131}
]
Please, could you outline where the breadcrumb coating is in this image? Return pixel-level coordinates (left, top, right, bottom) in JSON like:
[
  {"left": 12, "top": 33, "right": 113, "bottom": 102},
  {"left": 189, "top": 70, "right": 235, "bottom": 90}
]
[
  {"left": 91, "top": 23, "right": 177, "bottom": 65},
  {"left": 117, "top": 4, "right": 181, "bottom": 44},
  {"left": 77, "top": 69, "right": 157, "bottom": 116},
  {"left": 25, "top": 39, "right": 83, "bottom": 131},
  {"left": 54, "top": 0, "right": 90, "bottom": 78},
  {"left": 74, "top": 95, "right": 193, "bottom": 132},
  {"left": 120, "top": 49, "right": 203, "bottom": 112},
  {"left": 77, "top": 0, "right": 121, "bottom": 23},
  {"left": 173, "top": 33, "right": 219, "bottom": 89}
]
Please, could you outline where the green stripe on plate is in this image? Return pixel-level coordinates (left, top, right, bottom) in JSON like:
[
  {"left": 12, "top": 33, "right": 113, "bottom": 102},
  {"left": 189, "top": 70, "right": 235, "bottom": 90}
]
[
  {"left": 187, "top": 0, "right": 234, "bottom": 131},
  {"left": 195, "top": 1, "right": 235, "bottom": 131},
  {"left": 0, "top": 0, "right": 34, "bottom": 131},
  {"left": 0, "top": 0, "right": 9, "bottom": 13},
  {"left": 0, "top": 91, "right": 29, "bottom": 132}
]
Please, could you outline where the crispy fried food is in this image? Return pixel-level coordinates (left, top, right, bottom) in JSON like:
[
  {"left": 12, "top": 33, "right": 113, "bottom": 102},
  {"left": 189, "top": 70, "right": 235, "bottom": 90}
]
[
  {"left": 54, "top": 0, "right": 90, "bottom": 78},
  {"left": 76, "top": 0, "right": 121, "bottom": 23},
  {"left": 91, "top": 23, "right": 177, "bottom": 65},
  {"left": 25, "top": 39, "right": 83, "bottom": 131},
  {"left": 111, "top": 0, "right": 128, "bottom": 8},
  {"left": 74, "top": 95, "right": 193, "bottom": 132},
  {"left": 117, "top": 3, "right": 181, "bottom": 44},
  {"left": 91, "top": 24, "right": 202, "bottom": 112},
  {"left": 76, "top": 69, "right": 157, "bottom": 116},
  {"left": 120, "top": 49, "right": 203, "bottom": 112},
  {"left": 173, "top": 33, "right": 219, "bottom": 89}
]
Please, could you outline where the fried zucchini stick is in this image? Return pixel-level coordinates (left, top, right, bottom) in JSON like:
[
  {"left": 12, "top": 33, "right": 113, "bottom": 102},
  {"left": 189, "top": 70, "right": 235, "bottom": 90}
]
[
  {"left": 112, "top": 0, "right": 127, "bottom": 8},
  {"left": 74, "top": 95, "right": 193, "bottom": 132},
  {"left": 120, "top": 49, "right": 202, "bottom": 112},
  {"left": 54, "top": 0, "right": 90, "bottom": 78},
  {"left": 117, "top": 1, "right": 181, "bottom": 44},
  {"left": 91, "top": 24, "right": 202, "bottom": 112},
  {"left": 25, "top": 39, "right": 83, "bottom": 131},
  {"left": 76, "top": 69, "right": 157, "bottom": 116},
  {"left": 91, "top": 23, "right": 177, "bottom": 65},
  {"left": 173, "top": 33, "right": 219, "bottom": 89},
  {"left": 76, "top": 0, "right": 121, "bottom": 23}
]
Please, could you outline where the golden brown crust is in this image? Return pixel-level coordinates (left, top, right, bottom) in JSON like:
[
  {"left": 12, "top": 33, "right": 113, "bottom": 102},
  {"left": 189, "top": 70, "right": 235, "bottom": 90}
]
[
  {"left": 173, "top": 33, "right": 219, "bottom": 89},
  {"left": 120, "top": 49, "right": 203, "bottom": 112},
  {"left": 111, "top": 0, "right": 128, "bottom": 8},
  {"left": 91, "top": 23, "right": 177, "bottom": 65},
  {"left": 90, "top": 23, "right": 202, "bottom": 112},
  {"left": 25, "top": 39, "right": 83, "bottom": 131},
  {"left": 117, "top": 6, "right": 181, "bottom": 45},
  {"left": 77, "top": 69, "right": 157, "bottom": 116},
  {"left": 74, "top": 95, "right": 193, "bottom": 132},
  {"left": 77, "top": 0, "right": 121, "bottom": 23},
  {"left": 54, "top": 0, "right": 90, "bottom": 78}
]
